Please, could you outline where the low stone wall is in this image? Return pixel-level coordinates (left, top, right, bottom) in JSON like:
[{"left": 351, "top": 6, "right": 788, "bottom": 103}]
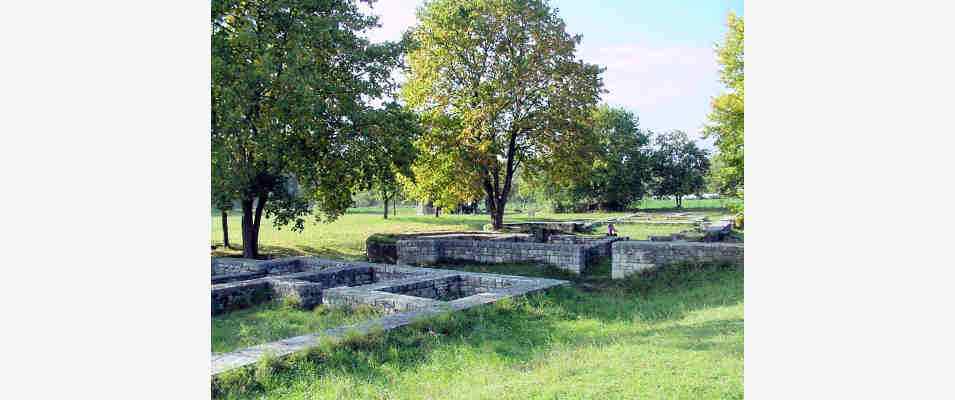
[
  {"left": 211, "top": 258, "right": 264, "bottom": 275},
  {"left": 210, "top": 259, "right": 377, "bottom": 315},
  {"left": 211, "top": 280, "right": 273, "bottom": 315},
  {"left": 366, "top": 232, "right": 533, "bottom": 263},
  {"left": 366, "top": 240, "right": 397, "bottom": 263},
  {"left": 611, "top": 241, "right": 744, "bottom": 279},
  {"left": 212, "top": 260, "right": 569, "bottom": 377},
  {"left": 397, "top": 237, "right": 623, "bottom": 274}
]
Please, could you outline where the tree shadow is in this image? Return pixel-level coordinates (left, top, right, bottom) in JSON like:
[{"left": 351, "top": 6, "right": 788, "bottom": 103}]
[
  {"left": 211, "top": 244, "right": 360, "bottom": 261},
  {"left": 385, "top": 215, "right": 488, "bottom": 229}
]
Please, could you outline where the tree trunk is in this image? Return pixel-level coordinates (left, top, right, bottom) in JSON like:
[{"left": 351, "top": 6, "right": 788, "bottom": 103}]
[
  {"left": 221, "top": 209, "right": 230, "bottom": 248},
  {"left": 434, "top": 206, "right": 439, "bottom": 218},
  {"left": 383, "top": 194, "right": 390, "bottom": 219},
  {"left": 240, "top": 198, "right": 257, "bottom": 259},
  {"left": 491, "top": 198, "right": 506, "bottom": 230},
  {"left": 676, "top": 196, "right": 683, "bottom": 209},
  {"left": 241, "top": 194, "right": 268, "bottom": 259}
]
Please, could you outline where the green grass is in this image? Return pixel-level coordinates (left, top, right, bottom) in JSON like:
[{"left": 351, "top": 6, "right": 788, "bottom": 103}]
[
  {"left": 213, "top": 302, "right": 383, "bottom": 354},
  {"left": 214, "top": 262, "right": 743, "bottom": 399},
  {"left": 612, "top": 223, "right": 697, "bottom": 239},
  {"left": 211, "top": 206, "right": 732, "bottom": 259},
  {"left": 634, "top": 197, "right": 742, "bottom": 210},
  {"left": 211, "top": 203, "right": 742, "bottom": 398}
]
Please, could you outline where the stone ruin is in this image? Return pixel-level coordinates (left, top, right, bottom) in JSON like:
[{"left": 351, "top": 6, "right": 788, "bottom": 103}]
[
  {"left": 211, "top": 257, "right": 567, "bottom": 376},
  {"left": 211, "top": 214, "right": 744, "bottom": 376},
  {"left": 611, "top": 241, "right": 744, "bottom": 279},
  {"left": 366, "top": 226, "right": 625, "bottom": 275}
]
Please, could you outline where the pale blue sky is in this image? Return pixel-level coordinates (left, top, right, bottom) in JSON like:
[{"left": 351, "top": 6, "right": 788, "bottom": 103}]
[{"left": 362, "top": 0, "right": 744, "bottom": 147}]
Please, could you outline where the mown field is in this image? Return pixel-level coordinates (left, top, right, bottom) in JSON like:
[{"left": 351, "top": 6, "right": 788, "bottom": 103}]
[{"left": 211, "top": 199, "right": 736, "bottom": 259}]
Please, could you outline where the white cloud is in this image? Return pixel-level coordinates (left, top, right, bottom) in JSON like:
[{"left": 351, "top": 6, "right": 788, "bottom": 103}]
[
  {"left": 358, "top": 1, "right": 723, "bottom": 148},
  {"left": 578, "top": 44, "right": 722, "bottom": 145}
]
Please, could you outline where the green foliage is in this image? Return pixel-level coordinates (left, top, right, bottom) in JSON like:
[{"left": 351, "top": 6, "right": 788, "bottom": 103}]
[
  {"left": 650, "top": 130, "right": 710, "bottom": 207},
  {"left": 401, "top": 0, "right": 604, "bottom": 227},
  {"left": 558, "top": 106, "right": 651, "bottom": 211},
  {"left": 211, "top": 0, "right": 409, "bottom": 256},
  {"left": 704, "top": 13, "right": 744, "bottom": 200},
  {"left": 358, "top": 104, "right": 421, "bottom": 215},
  {"left": 365, "top": 233, "right": 398, "bottom": 245}
]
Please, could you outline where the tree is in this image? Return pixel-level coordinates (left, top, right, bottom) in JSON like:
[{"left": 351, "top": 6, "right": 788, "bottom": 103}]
[
  {"left": 212, "top": 0, "right": 405, "bottom": 258},
  {"left": 212, "top": 154, "right": 237, "bottom": 248},
  {"left": 650, "top": 131, "right": 710, "bottom": 209},
  {"left": 570, "top": 106, "right": 651, "bottom": 211},
  {"left": 359, "top": 105, "right": 420, "bottom": 220},
  {"left": 214, "top": 196, "right": 233, "bottom": 248},
  {"left": 402, "top": 0, "right": 604, "bottom": 229},
  {"left": 704, "top": 12, "right": 744, "bottom": 199}
]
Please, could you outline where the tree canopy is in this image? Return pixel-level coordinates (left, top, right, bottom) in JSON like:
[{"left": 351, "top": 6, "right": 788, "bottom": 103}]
[
  {"left": 211, "top": 0, "right": 410, "bottom": 257},
  {"left": 704, "top": 12, "right": 744, "bottom": 199},
  {"left": 571, "top": 106, "right": 651, "bottom": 211},
  {"left": 401, "top": 0, "right": 604, "bottom": 228},
  {"left": 650, "top": 130, "right": 710, "bottom": 208}
]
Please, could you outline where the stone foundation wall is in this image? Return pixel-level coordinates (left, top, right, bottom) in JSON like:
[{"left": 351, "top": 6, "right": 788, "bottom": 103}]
[
  {"left": 210, "top": 260, "right": 377, "bottom": 315},
  {"left": 211, "top": 258, "right": 264, "bottom": 275},
  {"left": 366, "top": 240, "right": 397, "bottom": 263},
  {"left": 397, "top": 237, "right": 624, "bottom": 274},
  {"left": 212, "top": 259, "right": 570, "bottom": 377},
  {"left": 211, "top": 280, "right": 272, "bottom": 315},
  {"left": 611, "top": 241, "right": 744, "bottom": 279}
]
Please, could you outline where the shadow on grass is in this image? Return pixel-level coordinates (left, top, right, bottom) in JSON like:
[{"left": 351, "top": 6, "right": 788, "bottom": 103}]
[
  {"left": 384, "top": 215, "right": 488, "bottom": 229},
  {"left": 211, "top": 244, "right": 359, "bottom": 261},
  {"left": 214, "top": 263, "right": 743, "bottom": 399}
]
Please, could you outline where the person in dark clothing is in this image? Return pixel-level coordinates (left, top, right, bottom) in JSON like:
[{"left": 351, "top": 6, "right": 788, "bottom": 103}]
[{"left": 607, "top": 223, "right": 618, "bottom": 236}]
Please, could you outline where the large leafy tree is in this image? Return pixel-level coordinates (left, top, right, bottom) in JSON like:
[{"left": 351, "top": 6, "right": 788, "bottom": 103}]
[
  {"left": 570, "top": 106, "right": 651, "bottom": 211},
  {"left": 402, "top": 0, "right": 604, "bottom": 229},
  {"left": 704, "top": 12, "right": 744, "bottom": 199},
  {"left": 212, "top": 0, "right": 405, "bottom": 258},
  {"left": 650, "top": 131, "right": 710, "bottom": 209}
]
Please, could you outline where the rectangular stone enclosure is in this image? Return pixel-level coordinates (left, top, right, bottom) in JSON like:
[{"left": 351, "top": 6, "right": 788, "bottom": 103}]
[
  {"left": 611, "top": 241, "right": 744, "bottom": 279},
  {"left": 396, "top": 236, "right": 623, "bottom": 274},
  {"left": 211, "top": 257, "right": 567, "bottom": 376}
]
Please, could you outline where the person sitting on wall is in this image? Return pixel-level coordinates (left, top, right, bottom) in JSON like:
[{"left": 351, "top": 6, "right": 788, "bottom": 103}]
[{"left": 607, "top": 223, "right": 618, "bottom": 237}]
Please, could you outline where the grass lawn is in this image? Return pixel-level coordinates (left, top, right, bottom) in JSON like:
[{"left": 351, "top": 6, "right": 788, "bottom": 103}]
[
  {"left": 211, "top": 206, "right": 732, "bottom": 259},
  {"left": 613, "top": 223, "right": 698, "bottom": 239},
  {"left": 213, "top": 302, "right": 383, "bottom": 354},
  {"left": 214, "top": 262, "right": 743, "bottom": 399},
  {"left": 212, "top": 203, "right": 742, "bottom": 399},
  {"left": 634, "top": 197, "right": 741, "bottom": 210}
]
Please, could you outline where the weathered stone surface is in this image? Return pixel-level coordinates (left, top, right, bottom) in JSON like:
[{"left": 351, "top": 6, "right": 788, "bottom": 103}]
[
  {"left": 211, "top": 258, "right": 568, "bottom": 377},
  {"left": 211, "top": 257, "right": 264, "bottom": 275},
  {"left": 611, "top": 241, "right": 744, "bottom": 279},
  {"left": 396, "top": 236, "right": 623, "bottom": 274}
]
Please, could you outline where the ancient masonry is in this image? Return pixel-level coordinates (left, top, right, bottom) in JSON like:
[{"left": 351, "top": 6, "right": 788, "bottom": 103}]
[
  {"left": 211, "top": 257, "right": 567, "bottom": 376},
  {"left": 396, "top": 236, "right": 623, "bottom": 274},
  {"left": 611, "top": 241, "right": 744, "bottom": 279}
]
